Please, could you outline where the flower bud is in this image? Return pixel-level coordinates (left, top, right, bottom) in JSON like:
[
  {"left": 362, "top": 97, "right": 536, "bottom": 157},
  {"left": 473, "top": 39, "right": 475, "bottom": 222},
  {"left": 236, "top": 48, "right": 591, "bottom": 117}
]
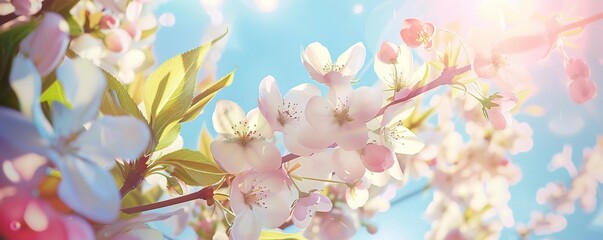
[
  {"left": 377, "top": 42, "right": 398, "bottom": 64},
  {"left": 99, "top": 14, "right": 120, "bottom": 29},
  {"left": 19, "top": 12, "right": 69, "bottom": 76},
  {"left": 11, "top": 0, "right": 42, "bottom": 16},
  {"left": 568, "top": 77, "right": 597, "bottom": 104},
  {"left": 564, "top": 58, "right": 590, "bottom": 81},
  {"left": 104, "top": 29, "right": 132, "bottom": 53}
]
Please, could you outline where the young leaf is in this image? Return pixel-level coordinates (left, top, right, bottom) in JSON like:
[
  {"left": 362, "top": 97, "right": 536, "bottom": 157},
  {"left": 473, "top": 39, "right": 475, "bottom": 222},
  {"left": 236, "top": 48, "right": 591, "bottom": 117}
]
[
  {"left": 39, "top": 80, "right": 71, "bottom": 108},
  {"left": 197, "top": 125, "right": 213, "bottom": 159},
  {"left": 101, "top": 70, "right": 146, "bottom": 121},
  {"left": 153, "top": 149, "right": 225, "bottom": 187},
  {"left": 180, "top": 70, "right": 235, "bottom": 123},
  {"left": 154, "top": 122, "right": 180, "bottom": 152}
]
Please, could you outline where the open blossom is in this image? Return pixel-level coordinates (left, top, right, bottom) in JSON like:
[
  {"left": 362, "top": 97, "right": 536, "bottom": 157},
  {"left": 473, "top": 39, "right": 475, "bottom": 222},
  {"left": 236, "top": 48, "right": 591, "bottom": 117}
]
[
  {"left": 301, "top": 83, "right": 382, "bottom": 151},
  {"left": 292, "top": 192, "right": 333, "bottom": 228},
  {"left": 526, "top": 212, "right": 567, "bottom": 235},
  {"left": 301, "top": 42, "right": 366, "bottom": 86},
  {"left": 229, "top": 170, "right": 294, "bottom": 240},
  {"left": 0, "top": 56, "right": 150, "bottom": 223},
  {"left": 210, "top": 100, "right": 281, "bottom": 173},
  {"left": 376, "top": 101, "right": 425, "bottom": 154},
  {"left": 19, "top": 12, "right": 70, "bottom": 76},
  {"left": 536, "top": 183, "right": 574, "bottom": 214},
  {"left": 374, "top": 41, "right": 425, "bottom": 100},
  {"left": 400, "top": 18, "right": 435, "bottom": 49},
  {"left": 258, "top": 76, "right": 320, "bottom": 156}
]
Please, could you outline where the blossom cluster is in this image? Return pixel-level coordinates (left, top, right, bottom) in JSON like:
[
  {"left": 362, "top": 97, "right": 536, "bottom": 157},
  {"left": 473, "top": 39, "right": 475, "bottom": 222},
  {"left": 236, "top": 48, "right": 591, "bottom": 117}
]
[{"left": 0, "top": 0, "right": 601, "bottom": 240}]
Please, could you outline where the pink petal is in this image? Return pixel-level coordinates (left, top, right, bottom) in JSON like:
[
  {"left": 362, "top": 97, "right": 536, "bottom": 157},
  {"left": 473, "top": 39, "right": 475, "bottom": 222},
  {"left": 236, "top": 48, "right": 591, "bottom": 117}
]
[
  {"left": 564, "top": 59, "right": 591, "bottom": 80},
  {"left": 333, "top": 148, "right": 365, "bottom": 182},
  {"left": 258, "top": 75, "right": 283, "bottom": 131},
  {"left": 349, "top": 86, "right": 382, "bottom": 122},
  {"left": 305, "top": 96, "right": 335, "bottom": 130},
  {"left": 246, "top": 108, "right": 274, "bottom": 139},
  {"left": 377, "top": 42, "right": 398, "bottom": 64},
  {"left": 19, "top": 12, "right": 68, "bottom": 76},
  {"left": 336, "top": 42, "right": 366, "bottom": 77},
  {"left": 335, "top": 123, "right": 369, "bottom": 151},
  {"left": 246, "top": 141, "right": 281, "bottom": 172},
  {"left": 210, "top": 141, "right": 250, "bottom": 173},
  {"left": 231, "top": 210, "right": 261, "bottom": 240},
  {"left": 361, "top": 144, "right": 394, "bottom": 172}
]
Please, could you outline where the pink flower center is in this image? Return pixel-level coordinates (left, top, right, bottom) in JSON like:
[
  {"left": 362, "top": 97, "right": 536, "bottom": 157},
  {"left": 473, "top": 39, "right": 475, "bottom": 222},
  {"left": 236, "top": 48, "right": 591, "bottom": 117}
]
[
  {"left": 243, "top": 184, "right": 269, "bottom": 209},
  {"left": 230, "top": 121, "right": 261, "bottom": 147},
  {"left": 332, "top": 97, "right": 353, "bottom": 126},
  {"left": 277, "top": 100, "right": 301, "bottom": 127}
]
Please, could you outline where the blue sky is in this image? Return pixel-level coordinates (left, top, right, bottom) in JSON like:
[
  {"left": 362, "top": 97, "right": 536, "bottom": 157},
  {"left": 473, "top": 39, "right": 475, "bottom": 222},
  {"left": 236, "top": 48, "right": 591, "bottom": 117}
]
[{"left": 152, "top": 0, "right": 603, "bottom": 239}]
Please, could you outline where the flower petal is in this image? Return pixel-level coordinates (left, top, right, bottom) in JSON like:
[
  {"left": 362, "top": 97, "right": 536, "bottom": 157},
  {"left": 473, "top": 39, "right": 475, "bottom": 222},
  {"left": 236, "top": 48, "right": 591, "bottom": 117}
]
[
  {"left": 53, "top": 58, "right": 106, "bottom": 137},
  {"left": 336, "top": 42, "right": 366, "bottom": 77},
  {"left": 9, "top": 54, "right": 40, "bottom": 119},
  {"left": 212, "top": 100, "right": 246, "bottom": 135},
  {"left": 56, "top": 156, "right": 120, "bottom": 223},
  {"left": 246, "top": 108, "right": 273, "bottom": 139},
  {"left": 246, "top": 141, "right": 281, "bottom": 172},
  {"left": 384, "top": 125, "right": 424, "bottom": 154},
  {"left": 361, "top": 144, "right": 394, "bottom": 172},
  {"left": 0, "top": 107, "right": 47, "bottom": 155},
  {"left": 349, "top": 86, "right": 382, "bottom": 122},
  {"left": 258, "top": 75, "right": 283, "bottom": 131},
  {"left": 210, "top": 141, "right": 251, "bottom": 174},
  {"left": 231, "top": 210, "right": 261, "bottom": 240},
  {"left": 333, "top": 148, "right": 365, "bottom": 183},
  {"left": 74, "top": 116, "right": 150, "bottom": 164},
  {"left": 335, "top": 124, "right": 369, "bottom": 151}
]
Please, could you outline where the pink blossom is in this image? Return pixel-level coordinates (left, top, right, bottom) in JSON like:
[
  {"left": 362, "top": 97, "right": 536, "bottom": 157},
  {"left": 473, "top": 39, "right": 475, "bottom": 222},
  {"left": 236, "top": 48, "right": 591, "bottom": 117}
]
[
  {"left": 292, "top": 192, "right": 332, "bottom": 228},
  {"left": 564, "top": 59, "right": 591, "bottom": 80},
  {"left": 19, "top": 12, "right": 69, "bottom": 76},
  {"left": 400, "top": 18, "right": 435, "bottom": 49},
  {"left": 0, "top": 0, "right": 42, "bottom": 16},
  {"left": 548, "top": 145, "right": 577, "bottom": 177},
  {"left": 301, "top": 42, "right": 366, "bottom": 86},
  {"left": 486, "top": 93, "right": 517, "bottom": 130},
  {"left": 258, "top": 76, "right": 320, "bottom": 156},
  {"left": 100, "top": 15, "right": 120, "bottom": 29},
  {"left": 210, "top": 100, "right": 281, "bottom": 173},
  {"left": 104, "top": 29, "right": 133, "bottom": 53},
  {"left": 302, "top": 84, "right": 382, "bottom": 151},
  {"left": 527, "top": 212, "right": 567, "bottom": 235},
  {"left": 304, "top": 208, "right": 358, "bottom": 239},
  {"left": 229, "top": 170, "right": 294, "bottom": 240},
  {"left": 568, "top": 78, "right": 597, "bottom": 104},
  {"left": 536, "top": 183, "right": 574, "bottom": 214}
]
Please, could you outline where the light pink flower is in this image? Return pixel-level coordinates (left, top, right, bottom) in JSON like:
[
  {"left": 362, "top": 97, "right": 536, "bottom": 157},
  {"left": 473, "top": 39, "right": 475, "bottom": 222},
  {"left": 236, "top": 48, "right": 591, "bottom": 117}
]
[
  {"left": 229, "top": 170, "right": 294, "bottom": 240},
  {"left": 210, "top": 100, "right": 281, "bottom": 173},
  {"left": 400, "top": 18, "right": 435, "bottom": 49},
  {"left": 302, "top": 84, "right": 382, "bottom": 151},
  {"left": 304, "top": 207, "right": 358, "bottom": 240},
  {"left": 292, "top": 192, "right": 332, "bottom": 228},
  {"left": 536, "top": 183, "right": 574, "bottom": 214},
  {"left": 486, "top": 93, "right": 517, "bottom": 130},
  {"left": 301, "top": 42, "right": 366, "bottom": 86},
  {"left": 548, "top": 145, "right": 577, "bottom": 177},
  {"left": 258, "top": 76, "right": 320, "bottom": 156},
  {"left": 19, "top": 12, "right": 69, "bottom": 76},
  {"left": 527, "top": 212, "right": 567, "bottom": 235}
]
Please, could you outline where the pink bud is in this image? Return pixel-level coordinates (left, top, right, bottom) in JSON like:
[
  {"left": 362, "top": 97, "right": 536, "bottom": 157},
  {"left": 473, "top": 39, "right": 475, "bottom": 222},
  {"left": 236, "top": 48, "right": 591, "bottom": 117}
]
[
  {"left": 19, "top": 12, "right": 69, "bottom": 76},
  {"left": 366, "top": 224, "right": 378, "bottom": 234},
  {"left": 361, "top": 144, "right": 394, "bottom": 172},
  {"left": 11, "top": 0, "right": 42, "bottom": 16},
  {"left": 568, "top": 78, "right": 597, "bottom": 104},
  {"left": 104, "top": 29, "right": 132, "bottom": 53},
  {"left": 400, "top": 18, "right": 435, "bottom": 49},
  {"left": 99, "top": 14, "right": 120, "bottom": 29},
  {"left": 377, "top": 42, "right": 398, "bottom": 64},
  {"left": 564, "top": 58, "right": 591, "bottom": 81}
]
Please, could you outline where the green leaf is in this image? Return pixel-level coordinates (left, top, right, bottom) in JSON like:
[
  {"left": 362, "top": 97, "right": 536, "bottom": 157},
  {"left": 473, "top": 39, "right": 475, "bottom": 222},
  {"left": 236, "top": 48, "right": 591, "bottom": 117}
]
[
  {"left": 153, "top": 149, "right": 225, "bottom": 187},
  {"left": 143, "top": 30, "right": 228, "bottom": 150},
  {"left": 140, "top": 27, "right": 158, "bottom": 40},
  {"left": 197, "top": 125, "right": 213, "bottom": 159},
  {"left": 101, "top": 70, "right": 146, "bottom": 121},
  {"left": 166, "top": 175, "right": 184, "bottom": 195},
  {"left": 154, "top": 122, "right": 180, "bottom": 152},
  {"left": 0, "top": 19, "right": 40, "bottom": 110},
  {"left": 180, "top": 71, "right": 235, "bottom": 123},
  {"left": 259, "top": 231, "right": 307, "bottom": 240},
  {"left": 65, "top": 15, "right": 83, "bottom": 37},
  {"left": 39, "top": 80, "right": 71, "bottom": 108}
]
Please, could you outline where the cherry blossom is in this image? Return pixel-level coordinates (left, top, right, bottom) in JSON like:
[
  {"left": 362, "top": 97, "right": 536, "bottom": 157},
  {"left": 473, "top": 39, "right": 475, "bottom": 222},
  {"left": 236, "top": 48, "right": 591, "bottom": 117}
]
[
  {"left": 229, "top": 170, "right": 295, "bottom": 240},
  {"left": 301, "top": 42, "right": 366, "bottom": 86},
  {"left": 19, "top": 12, "right": 69, "bottom": 76},
  {"left": 302, "top": 83, "right": 382, "bottom": 151},
  {"left": 210, "top": 100, "right": 281, "bottom": 173},
  {"left": 484, "top": 93, "right": 517, "bottom": 130},
  {"left": 258, "top": 75, "right": 320, "bottom": 156},
  {"left": 374, "top": 42, "right": 426, "bottom": 100},
  {"left": 0, "top": 56, "right": 150, "bottom": 223},
  {"left": 400, "top": 18, "right": 435, "bottom": 50}
]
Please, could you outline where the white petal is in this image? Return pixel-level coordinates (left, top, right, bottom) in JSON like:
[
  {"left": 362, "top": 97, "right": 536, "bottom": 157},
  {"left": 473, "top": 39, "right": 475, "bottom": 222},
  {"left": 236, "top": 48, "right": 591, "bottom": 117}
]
[
  {"left": 231, "top": 210, "right": 261, "bottom": 240},
  {"left": 253, "top": 194, "right": 292, "bottom": 228},
  {"left": 74, "top": 116, "right": 150, "bottom": 164},
  {"left": 212, "top": 100, "right": 245, "bottom": 135},
  {"left": 0, "top": 107, "right": 47, "bottom": 155},
  {"left": 229, "top": 177, "right": 247, "bottom": 214},
  {"left": 57, "top": 156, "right": 120, "bottom": 223},
  {"left": 336, "top": 42, "right": 366, "bottom": 77},
  {"left": 210, "top": 141, "right": 251, "bottom": 174},
  {"left": 385, "top": 126, "right": 425, "bottom": 155},
  {"left": 303, "top": 42, "right": 332, "bottom": 75},
  {"left": 333, "top": 148, "right": 365, "bottom": 183},
  {"left": 246, "top": 108, "right": 273, "bottom": 139},
  {"left": 382, "top": 100, "right": 416, "bottom": 127},
  {"left": 9, "top": 54, "right": 40, "bottom": 119},
  {"left": 258, "top": 75, "right": 283, "bottom": 131},
  {"left": 346, "top": 188, "right": 369, "bottom": 209},
  {"left": 54, "top": 57, "right": 106, "bottom": 136},
  {"left": 246, "top": 141, "right": 281, "bottom": 172}
]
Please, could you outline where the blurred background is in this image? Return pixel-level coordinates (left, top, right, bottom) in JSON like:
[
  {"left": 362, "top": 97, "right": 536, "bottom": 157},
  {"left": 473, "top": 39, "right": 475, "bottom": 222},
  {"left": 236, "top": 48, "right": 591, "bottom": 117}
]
[{"left": 150, "top": 0, "right": 603, "bottom": 239}]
